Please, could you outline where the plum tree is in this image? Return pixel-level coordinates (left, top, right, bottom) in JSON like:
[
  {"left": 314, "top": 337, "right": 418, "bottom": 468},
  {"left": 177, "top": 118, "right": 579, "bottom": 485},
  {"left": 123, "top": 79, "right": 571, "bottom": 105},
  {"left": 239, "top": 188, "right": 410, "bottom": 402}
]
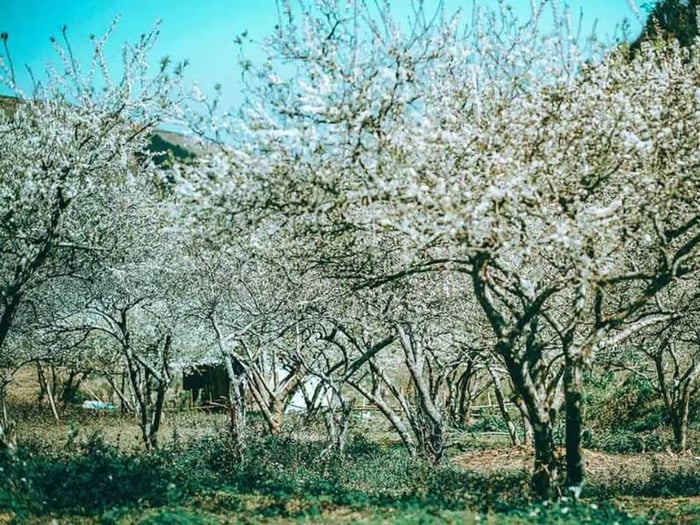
[
  {"left": 0, "top": 23, "right": 184, "bottom": 388},
  {"left": 0, "top": 23, "right": 186, "bottom": 451},
  {"left": 179, "top": 0, "right": 700, "bottom": 498}
]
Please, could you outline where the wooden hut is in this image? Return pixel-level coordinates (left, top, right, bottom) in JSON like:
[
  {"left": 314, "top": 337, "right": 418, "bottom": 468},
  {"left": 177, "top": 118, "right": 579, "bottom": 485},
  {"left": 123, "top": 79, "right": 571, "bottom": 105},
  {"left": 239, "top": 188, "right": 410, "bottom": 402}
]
[{"left": 182, "top": 364, "right": 228, "bottom": 407}]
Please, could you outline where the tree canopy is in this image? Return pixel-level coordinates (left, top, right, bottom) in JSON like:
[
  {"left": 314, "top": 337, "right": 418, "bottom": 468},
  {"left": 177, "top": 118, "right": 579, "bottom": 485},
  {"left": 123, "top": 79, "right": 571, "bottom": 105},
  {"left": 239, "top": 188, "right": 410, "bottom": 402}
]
[{"left": 3, "top": 0, "right": 700, "bottom": 503}]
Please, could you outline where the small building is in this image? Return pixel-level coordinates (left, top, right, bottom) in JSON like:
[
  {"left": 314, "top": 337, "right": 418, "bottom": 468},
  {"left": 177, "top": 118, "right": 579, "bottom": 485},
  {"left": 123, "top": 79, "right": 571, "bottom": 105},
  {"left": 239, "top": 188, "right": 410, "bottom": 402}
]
[{"left": 182, "top": 363, "right": 228, "bottom": 407}]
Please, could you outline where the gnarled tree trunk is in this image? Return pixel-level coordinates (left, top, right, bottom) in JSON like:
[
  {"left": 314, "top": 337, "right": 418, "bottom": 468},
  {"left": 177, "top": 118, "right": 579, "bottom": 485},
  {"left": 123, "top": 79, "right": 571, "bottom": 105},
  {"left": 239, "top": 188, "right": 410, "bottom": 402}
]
[{"left": 564, "top": 353, "right": 584, "bottom": 495}]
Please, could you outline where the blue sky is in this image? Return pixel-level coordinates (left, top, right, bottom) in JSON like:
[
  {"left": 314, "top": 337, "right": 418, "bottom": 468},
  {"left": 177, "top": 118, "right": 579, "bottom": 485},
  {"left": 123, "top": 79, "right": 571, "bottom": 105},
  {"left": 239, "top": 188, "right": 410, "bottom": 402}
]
[{"left": 0, "top": 1, "right": 652, "bottom": 109}]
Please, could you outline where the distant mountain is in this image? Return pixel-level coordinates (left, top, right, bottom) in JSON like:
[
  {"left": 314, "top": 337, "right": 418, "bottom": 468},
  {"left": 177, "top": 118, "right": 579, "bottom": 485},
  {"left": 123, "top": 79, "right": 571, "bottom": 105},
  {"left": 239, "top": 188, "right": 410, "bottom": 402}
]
[
  {"left": 0, "top": 94, "right": 20, "bottom": 114},
  {"left": 145, "top": 130, "right": 198, "bottom": 166}
]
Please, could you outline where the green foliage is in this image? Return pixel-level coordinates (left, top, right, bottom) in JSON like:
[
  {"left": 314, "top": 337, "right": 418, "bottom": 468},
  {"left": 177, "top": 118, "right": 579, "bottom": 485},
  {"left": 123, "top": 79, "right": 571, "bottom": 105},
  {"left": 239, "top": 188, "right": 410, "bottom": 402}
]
[
  {"left": 642, "top": 457, "right": 700, "bottom": 497},
  {"left": 687, "top": 388, "right": 700, "bottom": 426},
  {"left": 1, "top": 429, "right": 233, "bottom": 517},
  {"left": 468, "top": 409, "right": 509, "bottom": 433},
  {"left": 581, "top": 371, "right": 672, "bottom": 453},
  {"left": 0, "top": 451, "right": 28, "bottom": 521},
  {"left": 586, "top": 374, "right": 664, "bottom": 435},
  {"left": 4, "top": 430, "right": 695, "bottom": 522},
  {"left": 583, "top": 429, "right": 665, "bottom": 454},
  {"left": 507, "top": 499, "right": 648, "bottom": 524},
  {"left": 3, "top": 431, "right": 525, "bottom": 519},
  {"left": 135, "top": 507, "right": 214, "bottom": 524},
  {"left": 633, "top": 0, "right": 699, "bottom": 50},
  {"left": 145, "top": 133, "right": 196, "bottom": 167},
  {"left": 11, "top": 432, "right": 178, "bottom": 512}
]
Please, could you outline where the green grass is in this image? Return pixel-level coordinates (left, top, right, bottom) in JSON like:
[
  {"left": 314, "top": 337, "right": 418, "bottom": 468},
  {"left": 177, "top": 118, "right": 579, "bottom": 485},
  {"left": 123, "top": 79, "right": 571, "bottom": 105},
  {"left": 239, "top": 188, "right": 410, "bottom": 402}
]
[
  {"left": 2, "top": 404, "right": 700, "bottom": 524},
  {"left": 3, "top": 429, "right": 692, "bottom": 524}
]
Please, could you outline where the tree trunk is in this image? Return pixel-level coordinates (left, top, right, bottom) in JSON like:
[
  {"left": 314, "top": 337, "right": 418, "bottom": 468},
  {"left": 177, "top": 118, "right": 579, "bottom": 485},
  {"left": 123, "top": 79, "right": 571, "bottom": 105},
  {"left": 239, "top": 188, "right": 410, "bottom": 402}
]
[
  {"left": 398, "top": 324, "right": 445, "bottom": 464},
  {"left": 105, "top": 372, "right": 133, "bottom": 413},
  {"left": 348, "top": 377, "right": 417, "bottom": 458},
  {"left": 147, "top": 381, "right": 167, "bottom": 449},
  {"left": 36, "top": 362, "right": 47, "bottom": 404},
  {"left": 120, "top": 368, "right": 129, "bottom": 414},
  {"left": 124, "top": 354, "right": 152, "bottom": 450},
  {"left": 671, "top": 413, "right": 687, "bottom": 452},
  {"left": 500, "top": 350, "right": 560, "bottom": 500},
  {"left": 322, "top": 392, "right": 352, "bottom": 456},
  {"left": 532, "top": 421, "right": 557, "bottom": 500},
  {"left": 514, "top": 395, "right": 533, "bottom": 446},
  {"left": 224, "top": 354, "right": 246, "bottom": 460},
  {"left": 564, "top": 354, "right": 584, "bottom": 495},
  {"left": 228, "top": 384, "right": 245, "bottom": 458},
  {"left": 491, "top": 371, "right": 520, "bottom": 446},
  {"left": 248, "top": 378, "right": 293, "bottom": 436},
  {"left": 0, "top": 380, "right": 16, "bottom": 458},
  {"left": 45, "top": 372, "right": 60, "bottom": 423},
  {"left": 123, "top": 352, "right": 169, "bottom": 451},
  {"left": 671, "top": 386, "right": 692, "bottom": 452},
  {"left": 0, "top": 290, "right": 23, "bottom": 357},
  {"left": 453, "top": 364, "right": 475, "bottom": 427},
  {"left": 60, "top": 370, "right": 85, "bottom": 407},
  {"left": 269, "top": 397, "right": 283, "bottom": 435}
]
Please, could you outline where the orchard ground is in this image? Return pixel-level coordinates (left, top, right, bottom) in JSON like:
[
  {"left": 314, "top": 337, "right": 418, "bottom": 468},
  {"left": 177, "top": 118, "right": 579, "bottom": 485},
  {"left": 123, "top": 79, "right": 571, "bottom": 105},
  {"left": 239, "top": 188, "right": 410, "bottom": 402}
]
[{"left": 3, "top": 370, "right": 700, "bottom": 524}]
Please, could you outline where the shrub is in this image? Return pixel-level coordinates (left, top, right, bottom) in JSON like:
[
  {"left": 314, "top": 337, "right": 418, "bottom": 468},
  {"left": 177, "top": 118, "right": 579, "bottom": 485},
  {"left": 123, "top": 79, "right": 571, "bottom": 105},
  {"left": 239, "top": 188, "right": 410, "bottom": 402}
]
[
  {"left": 583, "top": 429, "right": 665, "bottom": 454},
  {"left": 586, "top": 374, "right": 664, "bottom": 434},
  {"left": 5, "top": 430, "right": 221, "bottom": 516},
  {"left": 642, "top": 457, "right": 700, "bottom": 497}
]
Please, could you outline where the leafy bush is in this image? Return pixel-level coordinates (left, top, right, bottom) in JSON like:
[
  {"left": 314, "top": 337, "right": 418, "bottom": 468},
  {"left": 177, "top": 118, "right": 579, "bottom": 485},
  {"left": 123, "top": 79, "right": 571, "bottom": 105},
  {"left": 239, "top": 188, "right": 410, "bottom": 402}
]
[
  {"left": 468, "top": 409, "right": 509, "bottom": 433},
  {"left": 586, "top": 375, "right": 664, "bottom": 434},
  {"left": 583, "top": 429, "right": 665, "bottom": 454},
  {"left": 642, "top": 457, "right": 700, "bottom": 497},
  {"left": 20, "top": 432, "right": 175, "bottom": 511},
  {"left": 3, "top": 430, "right": 226, "bottom": 516}
]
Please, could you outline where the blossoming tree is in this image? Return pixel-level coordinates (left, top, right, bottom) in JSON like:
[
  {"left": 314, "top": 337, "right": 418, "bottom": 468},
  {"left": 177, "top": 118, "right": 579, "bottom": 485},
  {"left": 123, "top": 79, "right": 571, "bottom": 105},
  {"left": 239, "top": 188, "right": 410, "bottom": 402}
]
[
  {"left": 0, "top": 23, "right": 186, "bottom": 450},
  {"left": 0, "top": 23, "right": 184, "bottom": 382},
  {"left": 180, "top": 0, "right": 700, "bottom": 498}
]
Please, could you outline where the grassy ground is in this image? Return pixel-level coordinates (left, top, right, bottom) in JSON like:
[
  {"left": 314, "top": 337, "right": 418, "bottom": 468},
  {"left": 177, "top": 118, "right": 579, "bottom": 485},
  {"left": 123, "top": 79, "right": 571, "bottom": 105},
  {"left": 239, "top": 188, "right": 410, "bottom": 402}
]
[
  {"left": 3, "top": 372, "right": 700, "bottom": 524},
  {"left": 2, "top": 406, "right": 699, "bottom": 524}
]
